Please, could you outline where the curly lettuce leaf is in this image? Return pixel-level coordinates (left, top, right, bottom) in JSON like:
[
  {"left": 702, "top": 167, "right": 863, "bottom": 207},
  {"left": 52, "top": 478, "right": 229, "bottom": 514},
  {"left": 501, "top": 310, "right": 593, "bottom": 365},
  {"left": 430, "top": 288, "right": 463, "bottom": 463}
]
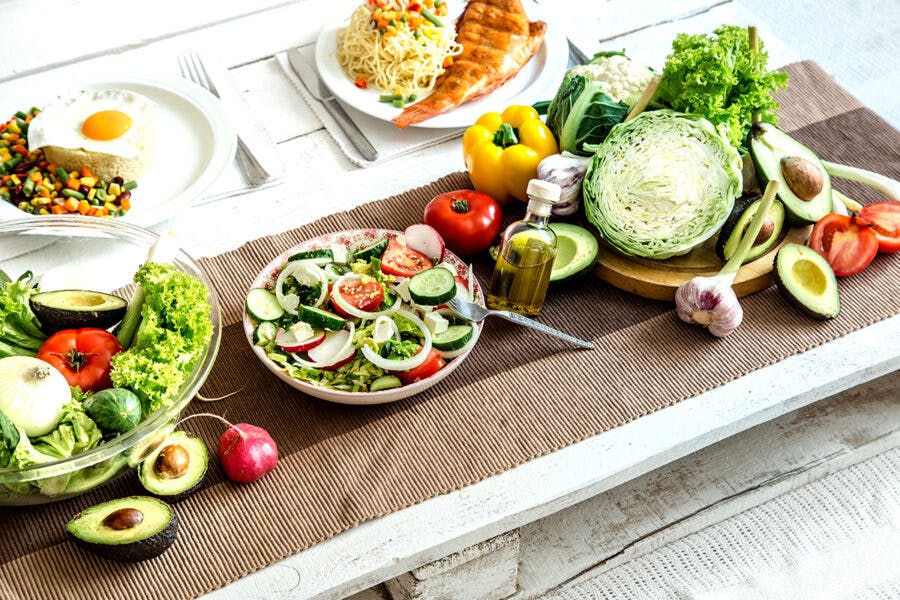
[
  {"left": 110, "top": 262, "right": 212, "bottom": 414},
  {"left": 657, "top": 24, "right": 789, "bottom": 149}
]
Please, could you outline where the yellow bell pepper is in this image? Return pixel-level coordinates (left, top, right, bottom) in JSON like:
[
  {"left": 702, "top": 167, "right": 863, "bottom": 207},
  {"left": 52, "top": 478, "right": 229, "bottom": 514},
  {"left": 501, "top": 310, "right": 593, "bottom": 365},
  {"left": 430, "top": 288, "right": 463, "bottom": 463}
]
[{"left": 462, "top": 105, "right": 558, "bottom": 204}]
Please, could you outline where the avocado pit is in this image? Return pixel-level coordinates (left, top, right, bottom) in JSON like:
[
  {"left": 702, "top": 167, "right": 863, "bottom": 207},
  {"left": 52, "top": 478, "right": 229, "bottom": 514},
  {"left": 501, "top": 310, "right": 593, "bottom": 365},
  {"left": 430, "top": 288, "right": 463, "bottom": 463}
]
[
  {"left": 154, "top": 444, "right": 191, "bottom": 479},
  {"left": 102, "top": 507, "right": 144, "bottom": 530}
]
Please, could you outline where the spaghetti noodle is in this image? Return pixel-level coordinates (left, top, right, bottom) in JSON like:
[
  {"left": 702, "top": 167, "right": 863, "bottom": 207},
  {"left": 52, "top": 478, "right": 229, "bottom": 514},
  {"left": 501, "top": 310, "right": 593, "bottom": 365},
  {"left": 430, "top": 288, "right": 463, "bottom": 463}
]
[{"left": 337, "top": 0, "right": 462, "bottom": 100}]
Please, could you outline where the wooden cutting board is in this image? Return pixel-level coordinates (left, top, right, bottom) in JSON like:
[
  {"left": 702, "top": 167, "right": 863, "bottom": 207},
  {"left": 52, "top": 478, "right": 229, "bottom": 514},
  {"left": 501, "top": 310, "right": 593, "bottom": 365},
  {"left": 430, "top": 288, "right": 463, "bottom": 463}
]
[{"left": 592, "top": 226, "right": 812, "bottom": 301}]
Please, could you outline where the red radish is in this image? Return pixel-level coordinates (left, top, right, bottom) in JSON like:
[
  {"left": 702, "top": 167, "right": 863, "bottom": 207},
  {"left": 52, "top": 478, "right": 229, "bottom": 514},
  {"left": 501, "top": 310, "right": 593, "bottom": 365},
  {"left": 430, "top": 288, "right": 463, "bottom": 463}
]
[
  {"left": 218, "top": 423, "right": 278, "bottom": 483},
  {"left": 404, "top": 223, "right": 445, "bottom": 261},
  {"left": 177, "top": 413, "right": 278, "bottom": 484},
  {"left": 307, "top": 329, "right": 351, "bottom": 363},
  {"left": 275, "top": 327, "right": 326, "bottom": 353}
]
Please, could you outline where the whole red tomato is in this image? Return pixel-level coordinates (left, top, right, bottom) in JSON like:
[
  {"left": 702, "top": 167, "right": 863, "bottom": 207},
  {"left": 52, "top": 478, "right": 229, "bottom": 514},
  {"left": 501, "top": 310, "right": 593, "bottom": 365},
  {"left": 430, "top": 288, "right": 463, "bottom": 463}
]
[
  {"left": 37, "top": 328, "right": 123, "bottom": 392},
  {"left": 808, "top": 213, "right": 879, "bottom": 276},
  {"left": 423, "top": 190, "right": 502, "bottom": 256}
]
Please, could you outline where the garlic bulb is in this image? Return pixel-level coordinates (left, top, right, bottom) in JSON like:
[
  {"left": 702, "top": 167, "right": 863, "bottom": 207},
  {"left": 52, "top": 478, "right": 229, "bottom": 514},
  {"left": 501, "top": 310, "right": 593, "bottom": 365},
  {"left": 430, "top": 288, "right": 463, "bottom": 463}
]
[
  {"left": 674, "top": 275, "right": 743, "bottom": 337},
  {"left": 537, "top": 152, "right": 592, "bottom": 216}
]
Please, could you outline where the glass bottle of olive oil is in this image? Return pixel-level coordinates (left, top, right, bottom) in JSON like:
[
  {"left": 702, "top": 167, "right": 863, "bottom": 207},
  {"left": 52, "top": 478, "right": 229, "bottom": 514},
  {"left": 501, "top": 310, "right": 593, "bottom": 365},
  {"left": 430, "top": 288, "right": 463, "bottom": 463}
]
[{"left": 487, "top": 180, "right": 561, "bottom": 317}]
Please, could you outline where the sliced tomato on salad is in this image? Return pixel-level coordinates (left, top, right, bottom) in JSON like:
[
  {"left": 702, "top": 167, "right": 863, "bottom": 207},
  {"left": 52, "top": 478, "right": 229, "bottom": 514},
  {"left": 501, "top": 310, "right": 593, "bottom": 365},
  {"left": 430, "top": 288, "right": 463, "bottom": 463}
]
[
  {"left": 395, "top": 349, "right": 446, "bottom": 385},
  {"left": 858, "top": 201, "right": 900, "bottom": 253},
  {"left": 330, "top": 278, "right": 385, "bottom": 318},
  {"left": 381, "top": 237, "right": 433, "bottom": 278},
  {"left": 808, "top": 213, "right": 879, "bottom": 276}
]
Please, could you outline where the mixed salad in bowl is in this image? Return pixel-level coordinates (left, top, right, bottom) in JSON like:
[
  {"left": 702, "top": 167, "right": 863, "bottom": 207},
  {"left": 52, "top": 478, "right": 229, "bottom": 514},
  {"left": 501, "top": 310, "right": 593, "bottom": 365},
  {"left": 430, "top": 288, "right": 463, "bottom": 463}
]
[
  {"left": 244, "top": 227, "right": 483, "bottom": 404},
  {"left": 0, "top": 217, "right": 221, "bottom": 505}
]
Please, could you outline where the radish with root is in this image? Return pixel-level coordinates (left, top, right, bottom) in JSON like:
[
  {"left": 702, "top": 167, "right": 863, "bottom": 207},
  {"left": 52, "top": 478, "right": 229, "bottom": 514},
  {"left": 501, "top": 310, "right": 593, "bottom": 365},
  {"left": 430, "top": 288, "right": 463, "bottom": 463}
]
[{"left": 178, "top": 413, "right": 278, "bottom": 483}]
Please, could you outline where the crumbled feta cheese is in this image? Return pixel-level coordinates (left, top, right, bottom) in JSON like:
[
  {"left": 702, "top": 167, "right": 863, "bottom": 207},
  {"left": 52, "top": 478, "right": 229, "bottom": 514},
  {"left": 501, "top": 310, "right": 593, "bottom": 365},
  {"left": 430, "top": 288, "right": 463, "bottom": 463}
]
[{"left": 424, "top": 311, "right": 449, "bottom": 335}]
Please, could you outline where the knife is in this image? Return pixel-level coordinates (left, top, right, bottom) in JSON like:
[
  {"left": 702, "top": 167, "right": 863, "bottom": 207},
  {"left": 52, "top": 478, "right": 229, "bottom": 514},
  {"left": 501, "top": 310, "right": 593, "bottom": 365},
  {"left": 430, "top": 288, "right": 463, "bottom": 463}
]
[{"left": 287, "top": 47, "right": 379, "bottom": 162}]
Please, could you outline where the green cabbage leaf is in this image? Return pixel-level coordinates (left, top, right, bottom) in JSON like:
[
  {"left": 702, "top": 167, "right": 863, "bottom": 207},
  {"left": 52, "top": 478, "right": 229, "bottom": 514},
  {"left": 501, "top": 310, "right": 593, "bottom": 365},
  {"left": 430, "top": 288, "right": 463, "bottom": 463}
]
[{"left": 583, "top": 110, "right": 742, "bottom": 259}]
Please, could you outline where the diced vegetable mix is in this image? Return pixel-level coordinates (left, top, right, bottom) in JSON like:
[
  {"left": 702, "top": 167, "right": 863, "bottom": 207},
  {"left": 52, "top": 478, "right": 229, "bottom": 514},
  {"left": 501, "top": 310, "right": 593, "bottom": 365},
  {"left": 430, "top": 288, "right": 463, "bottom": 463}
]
[{"left": 0, "top": 108, "right": 137, "bottom": 217}]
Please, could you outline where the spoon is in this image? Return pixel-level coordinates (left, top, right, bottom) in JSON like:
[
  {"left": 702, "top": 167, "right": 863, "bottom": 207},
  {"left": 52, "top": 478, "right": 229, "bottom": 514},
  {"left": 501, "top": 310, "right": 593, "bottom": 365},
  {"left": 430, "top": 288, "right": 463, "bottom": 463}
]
[{"left": 448, "top": 297, "right": 594, "bottom": 350}]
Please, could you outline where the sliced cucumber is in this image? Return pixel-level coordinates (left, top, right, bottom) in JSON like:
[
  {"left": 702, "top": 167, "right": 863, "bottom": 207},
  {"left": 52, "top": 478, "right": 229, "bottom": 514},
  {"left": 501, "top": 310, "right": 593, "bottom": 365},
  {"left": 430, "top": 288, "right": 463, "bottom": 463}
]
[
  {"left": 289, "top": 248, "right": 333, "bottom": 262},
  {"left": 353, "top": 238, "right": 389, "bottom": 262},
  {"left": 246, "top": 288, "right": 284, "bottom": 321},
  {"left": 369, "top": 375, "right": 402, "bottom": 392},
  {"left": 253, "top": 321, "right": 278, "bottom": 345},
  {"left": 298, "top": 305, "right": 346, "bottom": 330},
  {"left": 408, "top": 267, "right": 456, "bottom": 305},
  {"left": 431, "top": 324, "right": 473, "bottom": 351}
]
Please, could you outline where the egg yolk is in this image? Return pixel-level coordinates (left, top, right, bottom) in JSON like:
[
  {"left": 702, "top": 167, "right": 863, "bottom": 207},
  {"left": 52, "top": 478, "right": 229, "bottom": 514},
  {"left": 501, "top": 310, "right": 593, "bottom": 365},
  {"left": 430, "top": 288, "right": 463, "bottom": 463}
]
[{"left": 81, "top": 110, "right": 132, "bottom": 141}]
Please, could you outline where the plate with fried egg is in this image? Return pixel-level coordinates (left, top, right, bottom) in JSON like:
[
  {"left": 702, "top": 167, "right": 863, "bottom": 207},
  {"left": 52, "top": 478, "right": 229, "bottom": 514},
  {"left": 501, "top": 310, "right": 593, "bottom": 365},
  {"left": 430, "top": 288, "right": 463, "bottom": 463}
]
[{"left": 0, "top": 76, "right": 236, "bottom": 227}]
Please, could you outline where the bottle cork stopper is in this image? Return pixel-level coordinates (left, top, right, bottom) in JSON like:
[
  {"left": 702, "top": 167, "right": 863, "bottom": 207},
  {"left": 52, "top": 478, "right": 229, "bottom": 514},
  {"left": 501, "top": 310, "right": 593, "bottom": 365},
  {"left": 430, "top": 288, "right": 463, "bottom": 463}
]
[{"left": 527, "top": 179, "right": 561, "bottom": 203}]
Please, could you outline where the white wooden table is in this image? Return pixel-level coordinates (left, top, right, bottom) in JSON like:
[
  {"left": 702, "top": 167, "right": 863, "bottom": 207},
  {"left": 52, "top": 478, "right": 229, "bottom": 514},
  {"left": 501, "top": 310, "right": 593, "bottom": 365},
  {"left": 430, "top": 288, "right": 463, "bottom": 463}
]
[{"left": 1, "top": 1, "right": 898, "bottom": 598}]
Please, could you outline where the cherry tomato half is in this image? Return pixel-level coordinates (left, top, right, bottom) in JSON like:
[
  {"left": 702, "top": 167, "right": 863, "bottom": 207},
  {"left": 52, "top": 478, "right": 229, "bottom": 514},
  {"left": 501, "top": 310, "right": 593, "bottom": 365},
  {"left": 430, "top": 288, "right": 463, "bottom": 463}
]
[
  {"left": 808, "top": 213, "right": 879, "bottom": 276},
  {"left": 37, "top": 328, "right": 123, "bottom": 392},
  {"left": 858, "top": 201, "right": 900, "bottom": 253},
  {"left": 381, "top": 240, "right": 433, "bottom": 278},
  {"left": 396, "top": 349, "right": 446, "bottom": 385},
  {"left": 330, "top": 278, "right": 385, "bottom": 318},
  {"left": 423, "top": 190, "right": 503, "bottom": 256}
]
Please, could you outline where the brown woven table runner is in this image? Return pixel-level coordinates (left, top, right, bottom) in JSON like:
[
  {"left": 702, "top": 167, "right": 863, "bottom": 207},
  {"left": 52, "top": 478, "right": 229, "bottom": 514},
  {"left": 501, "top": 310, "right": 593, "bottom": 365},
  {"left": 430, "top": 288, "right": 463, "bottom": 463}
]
[{"left": 1, "top": 61, "right": 898, "bottom": 600}]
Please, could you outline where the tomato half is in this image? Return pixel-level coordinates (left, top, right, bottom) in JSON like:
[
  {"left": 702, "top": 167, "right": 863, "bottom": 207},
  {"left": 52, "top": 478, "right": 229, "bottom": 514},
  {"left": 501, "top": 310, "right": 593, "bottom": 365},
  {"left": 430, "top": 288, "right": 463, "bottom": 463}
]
[
  {"left": 330, "top": 278, "right": 385, "bottom": 317},
  {"left": 808, "top": 213, "right": 879, "bottom": 276},
  {"left": 396, "top": 349, "right": 446, "bottom": 385},
  {"left": 37, "top": 328, "right": 123, "bottom": 392},
  {"left": 381, "top": 244, "right": 433, "bottom": 278},
  {"left": 423, "top": 190, "right": 503, "bottom": 256},
  {"left": 858, "top": 201, "right": 900, "bottom": 253}
]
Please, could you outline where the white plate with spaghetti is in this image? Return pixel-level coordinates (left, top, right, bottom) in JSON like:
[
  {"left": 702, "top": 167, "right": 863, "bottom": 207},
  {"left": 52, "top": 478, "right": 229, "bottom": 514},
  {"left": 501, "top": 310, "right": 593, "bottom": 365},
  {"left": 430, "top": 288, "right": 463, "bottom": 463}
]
[{"left": 314, "top": 0, "right": 569, "bottom": 129}]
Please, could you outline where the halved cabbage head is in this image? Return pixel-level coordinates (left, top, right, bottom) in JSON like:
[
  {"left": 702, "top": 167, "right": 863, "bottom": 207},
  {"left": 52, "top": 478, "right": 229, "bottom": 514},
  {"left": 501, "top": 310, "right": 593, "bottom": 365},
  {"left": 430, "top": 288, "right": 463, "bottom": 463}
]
[{"left": 583, "top": 110, "right": 742, "bottom": 259}]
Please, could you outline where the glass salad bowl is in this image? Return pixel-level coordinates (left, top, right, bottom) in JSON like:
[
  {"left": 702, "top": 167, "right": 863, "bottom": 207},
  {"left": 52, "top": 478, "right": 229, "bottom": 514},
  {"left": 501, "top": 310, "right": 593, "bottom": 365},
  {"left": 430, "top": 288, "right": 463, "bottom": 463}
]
[{"left": 0, "top": 216, "right": 222, "bottom": 506}]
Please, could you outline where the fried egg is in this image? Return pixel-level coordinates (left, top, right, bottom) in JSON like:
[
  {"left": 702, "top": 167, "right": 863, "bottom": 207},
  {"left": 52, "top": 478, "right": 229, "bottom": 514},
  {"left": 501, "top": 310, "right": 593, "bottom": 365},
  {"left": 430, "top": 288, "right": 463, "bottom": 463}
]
[
  {"left": 29, "top": 89, "right": 155, "bottom": 158},
  {"left": 27, "top": 89, "right": 156, "bottom": 181}
]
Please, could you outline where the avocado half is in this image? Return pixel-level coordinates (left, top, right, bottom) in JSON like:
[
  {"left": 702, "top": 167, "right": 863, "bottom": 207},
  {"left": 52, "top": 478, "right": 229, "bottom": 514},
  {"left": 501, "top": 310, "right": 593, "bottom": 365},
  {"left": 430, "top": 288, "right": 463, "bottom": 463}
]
[
  {"left": 716, "top": 193, "right": 786, "bottom": 263},
  {"left": 773, "top": 244, "right": 840, "bottom": 320},
  {"left": 66, "top": 496, "right": 178, "bottom": 562},
  {"left": 548, "top": 223, "right": 600, "bottom": 283},
  {"left": 30, "top": 289, "right": 127, "bottom": 333},
  {"left": 138, "top": 431, "right": 209, "bottom": 502},
  {"left": 749, "top": 123, "right": 832, "bottom": 225}
]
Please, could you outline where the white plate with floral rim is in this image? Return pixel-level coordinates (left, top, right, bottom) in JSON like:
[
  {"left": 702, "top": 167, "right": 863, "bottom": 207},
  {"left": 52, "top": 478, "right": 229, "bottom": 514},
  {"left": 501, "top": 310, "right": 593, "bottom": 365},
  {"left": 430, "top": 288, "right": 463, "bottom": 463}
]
[{"left": 243, "top": 228, "right": 485, "bottom": 405}]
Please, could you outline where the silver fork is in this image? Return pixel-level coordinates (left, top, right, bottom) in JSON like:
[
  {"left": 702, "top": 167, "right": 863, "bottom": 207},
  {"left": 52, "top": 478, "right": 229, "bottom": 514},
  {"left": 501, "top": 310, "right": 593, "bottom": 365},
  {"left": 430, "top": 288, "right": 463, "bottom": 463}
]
[
  {"left": 177, "top": 50, "right": 271, "bottom": 186},
  {"left": 448, "top": 297, "right": 594, "bottom": 349}
]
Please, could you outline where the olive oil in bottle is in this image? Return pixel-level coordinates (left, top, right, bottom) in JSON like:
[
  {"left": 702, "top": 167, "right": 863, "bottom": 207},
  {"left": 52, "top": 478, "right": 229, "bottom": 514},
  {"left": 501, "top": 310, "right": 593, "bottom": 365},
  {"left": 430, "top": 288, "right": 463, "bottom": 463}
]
[{"left": 487, "top": 179, "right": 561, "bottom": 317}]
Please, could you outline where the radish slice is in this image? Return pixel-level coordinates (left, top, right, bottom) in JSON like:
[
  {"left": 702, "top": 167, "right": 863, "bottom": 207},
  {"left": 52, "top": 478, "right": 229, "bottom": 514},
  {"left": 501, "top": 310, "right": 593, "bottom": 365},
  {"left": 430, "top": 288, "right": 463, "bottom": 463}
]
[
  {"left": 291, "top": 323, "right": 356, "bottom": 370},
  {"left": 360, "top": 309, "right": 432, "bottom": 371},
  {"left": 275, "top": 260, "right": 327, "bottom": 313},
  {"left": 331, "top": 273, "right": 401, "bottom": 319},
  {"left": 405, "top": 223, "right": 445, "bottom": 261},
  {"left": 275, "top": 326, "right": 326, "bottom": 353},
  {"left": 308, "top": 327, "right": 354, "bottom": 363}
]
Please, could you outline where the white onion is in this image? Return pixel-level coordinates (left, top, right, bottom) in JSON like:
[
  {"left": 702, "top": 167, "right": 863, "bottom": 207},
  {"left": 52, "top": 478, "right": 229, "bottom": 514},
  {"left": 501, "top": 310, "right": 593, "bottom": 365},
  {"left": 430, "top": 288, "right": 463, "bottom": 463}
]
[
  {"left": 331, "top": 273, "right": 401, "bottom": 319},
  {"left": 0, "top": 356, "right": 70, "bottom": 436},
  {"left": 275, "top": 260, "right": 328, "bottom": 313},
  {"left": 361, "top": 309, "right": 432, "bottom": 371},
  {"left": 290, "top": 322, "right": 355, "bottom": 369}
]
